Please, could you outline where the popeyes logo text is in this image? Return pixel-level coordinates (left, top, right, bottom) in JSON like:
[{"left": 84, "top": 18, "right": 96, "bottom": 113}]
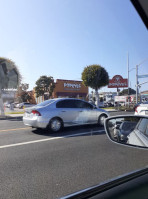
[
  {"left": 64, "top": 83, "right": 81, "bottom": 89},
  {"left": 108, "top": 75, "right": 128, "bottom": 88}
]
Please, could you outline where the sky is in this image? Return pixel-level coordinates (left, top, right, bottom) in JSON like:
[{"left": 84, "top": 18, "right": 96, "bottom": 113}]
[{"left": 0, "top": 0, "right": 148, "bottom": 93}]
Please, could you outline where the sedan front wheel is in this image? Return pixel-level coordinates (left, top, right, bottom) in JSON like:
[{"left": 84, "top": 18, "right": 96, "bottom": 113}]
[{"left": 98, "top": 114, "right": 108, "bottom": 126}]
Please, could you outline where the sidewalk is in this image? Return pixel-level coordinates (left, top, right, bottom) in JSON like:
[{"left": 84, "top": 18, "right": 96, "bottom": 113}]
[
  {"left": 0, "top": 113, "right": 24, "bottom": 120},
  {"left": 6, "top": 113, "right": 24, "bottom": 117},
  {"left": 0, "top": 107, "right": 24, "bottom": 119},
  {"left": 0, "top": 108, "right": 117, "bottom": 120}
]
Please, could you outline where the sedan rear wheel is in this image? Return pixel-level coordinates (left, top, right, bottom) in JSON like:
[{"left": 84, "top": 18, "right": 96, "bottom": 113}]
[
  {"left": 98, "top": 114, "right": 107, "bottom": 126},
  {"left": 48, "top": 118, "right": 63, "bottom": 132}
]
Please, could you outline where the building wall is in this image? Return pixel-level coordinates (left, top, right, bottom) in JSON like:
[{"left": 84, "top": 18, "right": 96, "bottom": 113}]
[
  {"left": 52, "top": 79, "right": 88, "bottom": 99},
  {"left": 27, "top": 90, "right": 36, "bottom": 104},
  {"left": 2, "top": 90, "right": 16, "bottom": 102},
  {"left": 141, "top": 90, "right": 148, "bottom": 95},
  {"left": 36, "top": 96, "right": 44, "bottom": 104},
  {"left": 33, "top": 89, "right": 44, "bottom": 104}
]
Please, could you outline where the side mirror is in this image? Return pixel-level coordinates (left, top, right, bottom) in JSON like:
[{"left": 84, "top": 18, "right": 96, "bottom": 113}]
[{"left": 104, "top": 115, "right": 148, "bottom": 149}]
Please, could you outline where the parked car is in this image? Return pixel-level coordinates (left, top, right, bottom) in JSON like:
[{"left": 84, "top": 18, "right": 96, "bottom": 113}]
[
  {"left": 98, "top": 102, "right": 105, "bottom": 108},
  {"left": 6, "top": 103, "right": 11, "bottom": 108},
  {"left": 134, "top": 101, "right": 148, "bottom": 116},
  {"left": 15, "top": 103, "right": 20, "bottom": 108},
  {"left": 19, "top": 102, "right": 35, "bottom": 109},
  {"left": 107, "top": 102, "right": 114, "bottom": 107},
  {"left": 5, "top": 102, "right": 14, "bottom": 108},
  {"left": 23, "top": 98, "right": 109, "bottom": 132}
]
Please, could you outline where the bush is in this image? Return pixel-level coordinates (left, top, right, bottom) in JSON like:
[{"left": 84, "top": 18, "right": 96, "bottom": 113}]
[{"left": 115, "top": 106, "right": 134, "bottom": 112}]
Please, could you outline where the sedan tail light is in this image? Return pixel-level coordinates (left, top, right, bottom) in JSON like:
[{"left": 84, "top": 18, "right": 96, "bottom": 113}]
[
  {"left": 31, "top": 110, "right": 41, "bottom": 116},
  {"left": 135, "top": 105, "right": 139, "bottom": 113}
]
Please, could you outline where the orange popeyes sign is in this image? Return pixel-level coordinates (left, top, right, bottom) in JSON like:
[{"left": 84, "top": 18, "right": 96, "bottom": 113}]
[{"left": 108, "top": 75, "right": 128, "bottom": 88}]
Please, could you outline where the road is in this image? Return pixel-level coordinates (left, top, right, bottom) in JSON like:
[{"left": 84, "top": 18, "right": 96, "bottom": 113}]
[{"left": 0, "top": 111, "right": 148, "bottom": 199}]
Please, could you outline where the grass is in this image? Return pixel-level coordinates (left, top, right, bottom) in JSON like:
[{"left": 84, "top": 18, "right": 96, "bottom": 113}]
[
  {"left": 115, "top": 106, "right": 134, "bottom": 111},
  {"left": 5, "top": 111, "right": 24, "bottom": 114},
  {"left": 103, "top": 106, "right": 134, "bottom": 111}
]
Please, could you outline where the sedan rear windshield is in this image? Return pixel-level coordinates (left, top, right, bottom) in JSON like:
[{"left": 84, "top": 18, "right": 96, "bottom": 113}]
[{"left": 36, "top": 100, "right": 55, "bottom": 107}]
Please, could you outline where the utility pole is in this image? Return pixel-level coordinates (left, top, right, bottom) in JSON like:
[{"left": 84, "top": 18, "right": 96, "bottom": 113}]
[
  {"left": 135, "top": 58, "right": 148, "bottom": 104},
  {"left": 136, "top": 65, "right": 138, "bottom": 104},
  {"left": 127, "top": 53, "right": 129, "bottom": 95},
  {"left": 127, "top": 53, "right": 129, "bottom": 107}
]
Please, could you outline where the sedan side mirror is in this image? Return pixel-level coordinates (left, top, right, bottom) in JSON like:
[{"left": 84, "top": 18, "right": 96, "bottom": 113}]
[{"left": 104, "top": 115, "right": 148, "bottom": 149}]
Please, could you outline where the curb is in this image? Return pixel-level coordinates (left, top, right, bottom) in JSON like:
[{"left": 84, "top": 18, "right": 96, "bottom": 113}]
[{"left": 0, "top": 116, "right": 23, "bottom": 120}]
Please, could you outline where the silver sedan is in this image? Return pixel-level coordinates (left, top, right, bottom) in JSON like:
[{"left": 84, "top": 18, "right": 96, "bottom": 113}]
[{"left": 23, "top": 98, "right": 109, "bottom": 132}]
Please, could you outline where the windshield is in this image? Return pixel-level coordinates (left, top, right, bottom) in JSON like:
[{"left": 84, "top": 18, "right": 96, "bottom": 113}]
[{"left": 0, "top": 0, "right": 148, "bottom": 199}]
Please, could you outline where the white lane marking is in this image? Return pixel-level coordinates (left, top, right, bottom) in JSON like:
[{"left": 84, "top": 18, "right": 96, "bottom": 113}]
[{"left": 0, "top": 130, "right": 105, "bottom": 149}]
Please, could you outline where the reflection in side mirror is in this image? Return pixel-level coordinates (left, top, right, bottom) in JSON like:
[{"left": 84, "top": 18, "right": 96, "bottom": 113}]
[{"left": 104, "top": 116, "right": 148, "bottom": 149}]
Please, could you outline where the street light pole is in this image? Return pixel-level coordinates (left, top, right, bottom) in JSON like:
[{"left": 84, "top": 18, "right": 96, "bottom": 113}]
[
  {"left": 136, "top": 65, "right": 138, "bottom": 104},
  {"left": 127, "top": 53, "right": 129, "bottom": 95},
  {"left": 127, "top": 53, "right": 129, "bottom": 107},
  {"left": 135, "top": 57, "right": 148, "bottom": 104}
]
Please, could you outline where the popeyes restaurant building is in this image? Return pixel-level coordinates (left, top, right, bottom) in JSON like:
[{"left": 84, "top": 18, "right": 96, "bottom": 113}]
[
  {"left": 52, "top": 79, "right": 88, "bottom": 99},
  {"left": 35, "top": 79, "right": 88, "bottom": 104}
]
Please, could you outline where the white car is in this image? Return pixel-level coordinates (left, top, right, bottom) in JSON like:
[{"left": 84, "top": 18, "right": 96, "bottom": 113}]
[
  {"left": 134, "top": 101, "right": 148, "bottom": 116},
  {"left": 127, "top": 117, "right": 148, "bottom": 147},
  {"left": 16, "top": 103, "right": 20, "bottom": 108},
  {"left": 19, "top": 102, "right": 35, "bottom": 109},
  {"left": 23, "top": 98, "right": 109, "bottom": 132}
]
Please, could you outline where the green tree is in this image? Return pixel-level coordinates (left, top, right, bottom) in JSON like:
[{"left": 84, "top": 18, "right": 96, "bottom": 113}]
[
  {"left": 0, "top": 57, "right": 21, "bottom": 115},
  {"left": 35, "top": 76, "right": 55, "bottom": 99},
  {"left": 16, "top": 83, "right": 32, "bottom": 102},
  {"left": 82, "top": 64, "right": 109, "bottom": 107},
  {"left": 21, "top": 92, "right": 32, "bottom": 102},
  {"left": 119, "top": 88, "right": 136, "bottom": 95}
]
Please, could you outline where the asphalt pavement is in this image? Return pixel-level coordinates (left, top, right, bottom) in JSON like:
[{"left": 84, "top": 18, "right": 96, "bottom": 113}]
[{"left": 0, "top": 111, "right": 148, "bottom": 199}]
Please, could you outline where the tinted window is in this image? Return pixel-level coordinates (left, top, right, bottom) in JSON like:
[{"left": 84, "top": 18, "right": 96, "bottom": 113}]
[
  {"left": 56, "top": 100, "right": 76, "bottom": 108},
  {"left": 74, "top": 100, "right": 84, "bottom": 108},
  {"left": 81, "top": 101, "right": 93, "bottom": 109},
  {"left": 74, "top": 100, "right": 93, "bottom": 109}
]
